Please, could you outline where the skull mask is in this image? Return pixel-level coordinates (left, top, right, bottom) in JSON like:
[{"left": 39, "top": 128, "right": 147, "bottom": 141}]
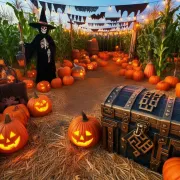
[{"left": 41, "top": 26, "right": 47, "bottom": 34}]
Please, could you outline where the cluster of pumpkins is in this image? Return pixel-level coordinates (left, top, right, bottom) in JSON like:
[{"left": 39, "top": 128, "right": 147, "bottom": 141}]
[
  {"left": 0, "top": 93, "right": 52, "bottom": 153},
  {"left": 111, "top": 52, "right": 180, "bottom": 95}
]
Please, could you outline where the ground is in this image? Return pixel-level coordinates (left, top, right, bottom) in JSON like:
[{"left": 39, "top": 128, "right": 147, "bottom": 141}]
[{"left": 0, "top": 61, "right": 168, "bottom": 180}]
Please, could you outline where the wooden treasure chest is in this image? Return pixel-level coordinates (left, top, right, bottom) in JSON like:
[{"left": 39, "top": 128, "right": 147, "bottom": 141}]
[{"left": 101, "top": 85, "right": 180, "bottom": 173}]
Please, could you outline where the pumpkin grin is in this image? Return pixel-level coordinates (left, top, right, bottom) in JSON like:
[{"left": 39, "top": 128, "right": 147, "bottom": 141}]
[
  {"left": 0, "top": 136, "right": 20, "bottom": 150},
  {"left": 71, "top": 136, "right": 93, "bottom": 147},
  {"left": 35, "top": 103, "right": 49, "bottom": 112}
]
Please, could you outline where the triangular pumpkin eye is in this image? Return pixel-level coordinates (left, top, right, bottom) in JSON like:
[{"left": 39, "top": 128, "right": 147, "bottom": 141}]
[
  {"left": 10, "top": 131, "right": 16, "bottom": 138},
  {"left": 0, "top": 134, "right": 4, "bottom": 140},
  {"left": 74, "top": 131, "right": 79, "bottom": 136},
  {"left": 42, "top": 100, "right": 47, "bottom": 104},
  {"left": 86, "top": 131, "right": 92, "bottom": 136}
]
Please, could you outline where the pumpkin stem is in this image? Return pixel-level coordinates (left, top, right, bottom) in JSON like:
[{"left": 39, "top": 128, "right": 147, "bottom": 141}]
[
  {"left": 34, "top": 92, "right": 39, "bottom": 99},
  {"left": 14, "top": 105, "right": 19, "bottom": 111},
  {"left": 82, "top": 111, "right": 88, "bottom": 122},
  {"left": 4, "top": 114, "right": 12, "bottom": 124}
]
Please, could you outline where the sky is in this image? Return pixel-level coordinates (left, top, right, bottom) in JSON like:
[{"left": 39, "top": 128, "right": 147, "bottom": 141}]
[{"left": 0, "top": 0, "right": 180, "bottom": 31}]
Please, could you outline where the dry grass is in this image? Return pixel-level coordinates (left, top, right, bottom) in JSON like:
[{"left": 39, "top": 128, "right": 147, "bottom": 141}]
[{"left": 0, "top": 116, "right": 162, "bottom": 180}]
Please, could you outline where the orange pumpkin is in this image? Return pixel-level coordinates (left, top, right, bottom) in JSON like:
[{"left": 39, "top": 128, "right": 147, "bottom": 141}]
[
  {"left": 68, "top": 111, "right": 101, "bottom": 148},
  {"left": 125, "top": 70, "right": 134, "bottom": 79},
  {"left": 175, "top": 83, "right": 180, "bottom": 97},
  {"left": 163, "top": 157, "right": 180, "bottom": 180},
  {"left": 164, "top": 76, "right": 179, "bottom": 88},
  {"left": 126, "top": 65, "right": 133, "bottom": 70},
  {"left": 97, "top": 59, "right": 108, "bottom": 67},
  {"left": 133, "top": 71, "right": 144, "bottom": 81},
  {"left": 0, "top": 114, "right": 29, "bottom": 153},
  {"left": 132, "top": 60, "right": 139, "bottom": 67},
  {"left": 121, "top": 63, "right": 128, "bottom": 69},
  {"left": 62, "top": 60, "right": 73, "bottom": 68},
  {"left": 115, "top": 59, "right": 123, "bottom": 66},
  {"left": 87, "top": 63, "right": 94, "bottom": 70},
  {"left": 37, "top": 81, "right": 51, "bottom": 93},
  {"left": 51, "top": 78, "right": 62, "bottom": 88},
  {"left": 149, "top": 76, "right": 161, "bottom": 85},
  {"left": 3, "top": 104, "right": 30, "bottom": 126},
  {"left": 27, "top": 70, "right": 37, "bottom": 78},
  {"left": 144, "top": 62, "right": 156, "bottom": 78},
  {"left": 7, "top": 75, "right": 15, "bottom": 83},
  {"left": 133, "top": 66, "right": 142, "bottom": 71},
  {"left": 23, "top": 79, "right": 34, "bottom": 89},
  {"left": 27, "top": 92, "right": 52, "bottom": 117},
  {"left": 73, "top": 59, "right": 79, "bottom": 64},
  {"left": 58, "top": 66, "right": 72, "bottom": 78},
  {"left": 118, "top": 69, "right": 126, "bottom": 76},
  {"left": 72, "top": 64, "right": 86, "bottom": 80},
  {"left": 156, "top": 81, "right": 170, "bottom": 91},
  {"left": 91, "top": 55, "right": 98, "bottom": 60},
  {"left": 63, "top": 76, "right": 74, "bottom": 85},
  {"left": 91, "top": 62, "right": 98, "bottom": 70}
]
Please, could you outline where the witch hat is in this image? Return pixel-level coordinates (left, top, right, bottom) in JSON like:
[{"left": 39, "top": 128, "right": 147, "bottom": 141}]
[{"left": 29, "top": 8, "right": 55, "bottom": 29}]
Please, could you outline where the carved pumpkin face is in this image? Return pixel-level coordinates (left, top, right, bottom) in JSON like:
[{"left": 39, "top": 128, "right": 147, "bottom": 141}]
[
  {"left": 7, "top": 75, "right": 15, "bottom": 83},
  {"left": 27, "top": 70, "right": 37, "bottom": 78},
  {"left": 27, "top": 93, "right": 52, "bottom": 117},
  {"left": 87, "top": 63, "right": 94, "bottom": 70},
  {"left": 0, "top": 114, "right": 29, "bottom": 153},
  {"left": 36, "top": 81, "right": 51, "bottom": 93},
  {"left": 23, "top": 79, "right": 34, "bottom": 89},
  {"left": 72, "top": 65, "right": 86, "bottom": 80},
  {"left": 68, "top": 112, "right": 102, "bottom": 148}
]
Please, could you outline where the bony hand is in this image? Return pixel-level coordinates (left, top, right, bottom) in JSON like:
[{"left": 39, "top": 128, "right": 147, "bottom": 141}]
[{"left": 19, "top": 41, "right": 24, "bottom": 45}]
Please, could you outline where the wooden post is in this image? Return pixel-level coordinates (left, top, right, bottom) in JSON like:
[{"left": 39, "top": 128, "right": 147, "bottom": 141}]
[
  {"left": 129, "top": 21, "right": 139, "bottom": 60},
  {"left": 67, "top": 19, "right": 74, "bottom": 51}
]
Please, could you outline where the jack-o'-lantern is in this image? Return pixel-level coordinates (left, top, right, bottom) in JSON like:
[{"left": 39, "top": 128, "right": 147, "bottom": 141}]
[
  {"left": 91, "top": 55, "right": 98, "bottom": 60},
  {"left": 72, "top": 64, "right": 86, "bottom": 80},
  {"left": 0, "top": 114, "right": 29, "bottom": 153},
  {"left": 68, "top": 111, "right": 101, "bottom": 148},
  {"left": 27, "top": 70, "right": 37, "bottom": 78},
  {"left": 74, "top": 59, "right": 79, "bottom": 64},
  {"left": 87, "top": 63, "right": 94, "bottom": 70},
  {"left": 36, "top": 81, "right": 51, "bottom": 93},
  {"left": 27, "top": 92, "right": 52, "bottom": 117},
  {"left": 7, "top": 75, "right": 15, "bottom": 83},
  {"left": 91, "top": 62, "right": 98, "bottom": 70},
  {"left": 23, "top": 79, "right": 34, "bottom": 89}
]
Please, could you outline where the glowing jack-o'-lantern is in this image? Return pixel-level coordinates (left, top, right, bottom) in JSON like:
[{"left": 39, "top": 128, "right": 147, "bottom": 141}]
[
  {"left": 71, "top": 64, "right": 86, "bottom": 80},
  {"left": 27, "top": 92, "right": 52, "bottom": 117},
  {"left": 27, "top": 70, "right": 37, "bottom": 78},
  {"left": 68, "top": 111, "right": 101, "bottom": 148},
  {"left": 0, "top": 114, "right": 29, "bottom": 153},
  {"left": 23, "top": 79, "right": 34, "bottom": 89},
  {"left": 7, "top": 75, "right": 15, "bottom": 83},
  {"left": 87, "top": 63, "right": 94, "bottom": 70},
  {"left": 36, "top": 81, "right": 51, "bottom": 93}
]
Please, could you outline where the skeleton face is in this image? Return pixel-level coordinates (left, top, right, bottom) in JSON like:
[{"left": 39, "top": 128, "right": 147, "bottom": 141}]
[{"left": 41, "top": 26, "right": 47, "bottom": 34}]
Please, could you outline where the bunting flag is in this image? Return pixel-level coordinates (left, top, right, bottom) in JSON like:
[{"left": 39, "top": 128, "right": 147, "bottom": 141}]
[
  {"left": 107, "top": 21, "right": 134, "bottom": 27},
  {"left": 74, "top": 21, "right": 85, "bottom": 26},
  {"left": 30, "top": 0, "right": 38, "bottom": 9},
  {"left": 39, "top": 1, "right": 46, "bottom": 10},
  {"left": 67, "top": 14, "right": 86, "bottom": 22},
  {"left": 115, "top": 3, "right": 148, "bottom": 16},
  {"left": 75, "top": 6, "right": 99, "bottom": 12},
  {"left": 53, "top": 4, "right": 66, "bottom": 13},
  {"left": 105, "top": 17, "right": 120, "bottom": 22},
  {"left": 91, "top": 12, "right": 105, "bottom": 20},
  {"left": 88, "top": 23, "right": 105, "bottom": 26},
  {"left": 47, "top": 3, "right": 52, "bottom": 12}
]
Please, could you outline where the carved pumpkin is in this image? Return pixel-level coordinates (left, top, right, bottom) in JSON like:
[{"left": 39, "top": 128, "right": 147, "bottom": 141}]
[
  {"left": 62, "top": 60, "right": 73, "bottom": 68},
  {"left": 115, "top": 59, "right": 123, "bottom": 66},
  {"left": 144, "top": 62, "right": 156, "bottom": 78},
  {"left": 27, "top": 92, "right": 52, "bottom": 117},
  {"left": 73, "top": 59, "right": 79, "bottom": 64},
  {"left": 163, "top": 157, "right": 180, "bottom": 180},
  {"left": 164, "top": 76, "right": 179, "bottom": 88},
  {"left": 7, "top": 75, "right": 15, "bottom": 83},
  {"left": 91, "top": 55, "right": 98, "bottom": 60},
  {"left": 156, "top": 81, "right": 170, "bottom": 91},
  {"left": 3, "top": 104, "right": 30, "bottom": 126},
  {"left": 27, "top": 70, "right": 37, "bottom": 78},
  {"left": 133, "top": 71, "right": 144, "bottom": 81},
  {"left": 71, "top": 64, "right": 86, "bottom": 80},
  {"left": 175, "top": 83, "right": 180, "bottom": 97},
  {"left": 58, "top": 66, "right": 72, "bottom": 78},
  {"left": 0, "top": 114, "right": 29, "bottom": 153},
  {"left": 23, "top": 79, "right": 34, "bottom": 89},
  {"left": 37, "top": 81, "right": 51, "bottom": 93},
  {"left": 125, "top": 70, "right": 134, "bottom": 79},
  {"left": 149, "top": 76, "right": 161, "bottom": 85},
  {"left": 51, "top": 78, "right": 62, "bottom": 88},
  {"left": 87, "top": 63, "right": 94, "bottom": 70},
  {"left": 68, "top": 112, "right": 101, "bottom": 148},
  {"left": 118, "top": 69, "right": 126, "bottom": 76},
  {"left": 63, "top": 76, "right": 74, "bottom": 85}
]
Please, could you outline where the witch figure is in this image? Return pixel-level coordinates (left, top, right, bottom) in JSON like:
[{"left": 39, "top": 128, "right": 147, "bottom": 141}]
[{"left": 24, "top": 8, "right": 56, "bottom": 83}]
